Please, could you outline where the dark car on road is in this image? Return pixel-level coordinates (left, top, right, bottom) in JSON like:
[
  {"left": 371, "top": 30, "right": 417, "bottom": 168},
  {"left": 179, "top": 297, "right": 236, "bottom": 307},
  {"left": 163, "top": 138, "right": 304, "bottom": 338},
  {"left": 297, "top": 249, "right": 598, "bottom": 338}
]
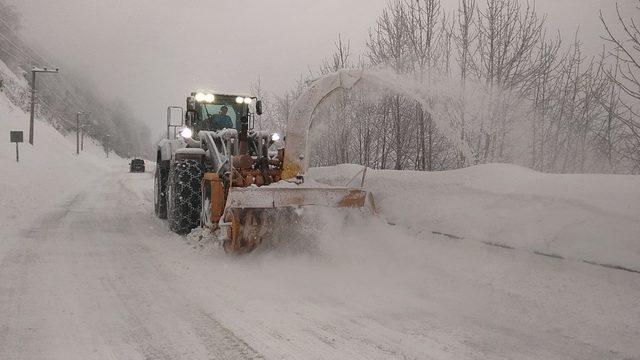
[{"left": 129, "top": 158, "right": 145, "bottom": 173}]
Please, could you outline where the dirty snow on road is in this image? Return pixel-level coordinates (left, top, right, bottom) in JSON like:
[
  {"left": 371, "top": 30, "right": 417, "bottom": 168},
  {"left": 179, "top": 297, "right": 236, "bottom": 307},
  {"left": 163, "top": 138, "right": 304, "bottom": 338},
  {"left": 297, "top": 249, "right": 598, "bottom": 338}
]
[
  {"left": 1, "top": 164, "right": 639, "bottom": 359},
  {"left": 1, "top": 95, "right": 639, "bottom": 359}
]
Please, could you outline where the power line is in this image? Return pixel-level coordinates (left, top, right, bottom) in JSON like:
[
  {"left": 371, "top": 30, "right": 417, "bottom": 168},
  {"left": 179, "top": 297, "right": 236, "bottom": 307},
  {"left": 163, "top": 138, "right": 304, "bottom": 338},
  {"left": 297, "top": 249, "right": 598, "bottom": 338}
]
[
  {"left": 0, "top": 18, "right": 115, "bottom": 147},
  {"left": 0, "top": 11, "right": 98, "bottom": 111},
  {"left": 0, "top": 21, "right": 87, "bottom": 110},
  {"left": 0, "top": 31, "right": 37, "bottom": 64},
  {"left": 0, "top": 33, "right": 73, "bottom": 105}
]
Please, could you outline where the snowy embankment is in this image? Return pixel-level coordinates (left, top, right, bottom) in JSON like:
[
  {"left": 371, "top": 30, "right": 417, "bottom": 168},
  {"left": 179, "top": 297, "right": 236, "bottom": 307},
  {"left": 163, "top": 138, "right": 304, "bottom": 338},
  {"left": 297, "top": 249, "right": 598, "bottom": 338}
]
[
  {"left": 0, "top": 81, "right": 125, "bottom": 239},
  {"left": 309, "top": 163, "right": 640, "bottom": 272}
]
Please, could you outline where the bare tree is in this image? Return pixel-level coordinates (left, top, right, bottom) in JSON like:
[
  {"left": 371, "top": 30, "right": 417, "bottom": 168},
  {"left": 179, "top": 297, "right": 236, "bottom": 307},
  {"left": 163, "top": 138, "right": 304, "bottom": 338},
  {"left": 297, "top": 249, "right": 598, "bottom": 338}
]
[
  {"left": 320, "top": 34, "right": 351, "bottom": 75},
  {"left": 600, "top": 2, "right": 640, "bottom": 170},
  {"left": 601, "top": 2, "right": 640, "bottom": 103},
  {"left": 287, "top": 0, "right": 639, "bottom": 173}
]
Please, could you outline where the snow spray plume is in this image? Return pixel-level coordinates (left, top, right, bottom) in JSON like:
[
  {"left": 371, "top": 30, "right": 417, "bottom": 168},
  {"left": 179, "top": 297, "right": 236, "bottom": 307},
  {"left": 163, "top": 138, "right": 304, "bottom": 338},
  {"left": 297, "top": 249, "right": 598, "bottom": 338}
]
[
  {"left": 304, "top": 67, "right": 528, "bottom": 168},
  {"left": 304, "top": 68, "right": 524, "bottom": 162}
]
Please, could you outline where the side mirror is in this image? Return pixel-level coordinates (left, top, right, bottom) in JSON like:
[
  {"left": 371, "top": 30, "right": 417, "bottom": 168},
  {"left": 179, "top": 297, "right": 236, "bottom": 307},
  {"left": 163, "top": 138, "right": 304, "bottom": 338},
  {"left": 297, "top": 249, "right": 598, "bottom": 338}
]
[{"left": 255, "top": 100, "right": 263, "bottom": 115}]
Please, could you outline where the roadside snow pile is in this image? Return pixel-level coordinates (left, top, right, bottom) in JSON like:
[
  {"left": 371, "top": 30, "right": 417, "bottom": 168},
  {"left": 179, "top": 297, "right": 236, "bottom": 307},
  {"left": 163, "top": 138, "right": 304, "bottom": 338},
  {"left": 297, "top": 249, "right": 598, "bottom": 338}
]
[
  {"left": 0, "top": 83, "right": 125, "bottom": 237},
  {"left": 309, "top": 164, "right": 640, "bottom": 271}
]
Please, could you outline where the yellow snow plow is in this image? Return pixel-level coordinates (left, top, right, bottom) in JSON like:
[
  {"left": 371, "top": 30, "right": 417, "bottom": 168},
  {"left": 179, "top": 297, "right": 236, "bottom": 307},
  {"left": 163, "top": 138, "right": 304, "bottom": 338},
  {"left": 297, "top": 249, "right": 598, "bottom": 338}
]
[{"left": 155, "top": 71, "right": 374, "bottom": 254}]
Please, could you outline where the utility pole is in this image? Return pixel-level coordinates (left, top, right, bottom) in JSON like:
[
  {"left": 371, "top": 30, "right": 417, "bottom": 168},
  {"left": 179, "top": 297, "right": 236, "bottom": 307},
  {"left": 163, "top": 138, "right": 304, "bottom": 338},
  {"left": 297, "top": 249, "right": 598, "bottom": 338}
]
[
  {"left": 105, "top": 134, "right": 110, "bottom": 158},
  {"left": 76, "top": 113, "right": 80, "bottom": 155},
  {"left": 76, "top": 111, "right": 91, "bottom": 153},
  {"left": 29, "top": 67, "right": 59, "bottom": 145}
]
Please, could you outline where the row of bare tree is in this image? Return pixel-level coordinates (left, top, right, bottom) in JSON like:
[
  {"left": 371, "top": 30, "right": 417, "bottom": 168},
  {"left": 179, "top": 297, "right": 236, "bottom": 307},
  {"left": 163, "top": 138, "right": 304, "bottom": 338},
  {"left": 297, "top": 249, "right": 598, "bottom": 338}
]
[{"left": 258, "top": 0, "right": 640, "bottom": 174}]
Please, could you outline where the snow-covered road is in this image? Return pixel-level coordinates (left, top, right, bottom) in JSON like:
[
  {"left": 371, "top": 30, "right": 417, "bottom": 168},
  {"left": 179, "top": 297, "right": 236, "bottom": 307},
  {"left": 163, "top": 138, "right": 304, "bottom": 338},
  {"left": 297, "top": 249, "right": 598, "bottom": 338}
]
[
  {"left": 0, "top": 169, "right": 261, "bottom": 359},
  {"left": 1, "top": 166, "right": 639, "bottom": 359}
]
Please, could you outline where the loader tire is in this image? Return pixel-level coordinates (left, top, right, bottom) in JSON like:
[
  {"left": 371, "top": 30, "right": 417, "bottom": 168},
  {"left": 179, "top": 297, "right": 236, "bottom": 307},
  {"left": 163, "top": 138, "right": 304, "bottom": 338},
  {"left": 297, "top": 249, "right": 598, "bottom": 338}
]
[
  {"left": 154, "top": 160, "right": 169, "bottom": 219},
  {"left": 167, "top": 159, "right": 205, "bottom": 235}
]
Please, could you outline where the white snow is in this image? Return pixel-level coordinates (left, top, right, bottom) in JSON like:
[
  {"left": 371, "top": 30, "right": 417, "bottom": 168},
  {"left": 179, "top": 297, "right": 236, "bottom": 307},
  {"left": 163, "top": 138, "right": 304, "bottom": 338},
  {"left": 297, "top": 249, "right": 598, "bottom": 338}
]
[
  {"left": 0, "top": 61, "right": 639, "bottom": 359},
  {"left": 309, "top": 163, "right": 640, "bottom": 272},
  {"left": 0, "top": 84, "right": 126, "bottom": 240},
  {"left": 266, "top": 177, "right": 331, "bottom": 188}
]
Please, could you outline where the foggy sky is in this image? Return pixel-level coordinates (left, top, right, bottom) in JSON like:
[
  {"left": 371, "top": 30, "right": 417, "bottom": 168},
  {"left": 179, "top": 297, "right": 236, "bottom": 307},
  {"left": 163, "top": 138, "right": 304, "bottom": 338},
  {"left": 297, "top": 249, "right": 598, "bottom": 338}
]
[{"left": 10, "top": 0, "right": 632, "bottom": 134}]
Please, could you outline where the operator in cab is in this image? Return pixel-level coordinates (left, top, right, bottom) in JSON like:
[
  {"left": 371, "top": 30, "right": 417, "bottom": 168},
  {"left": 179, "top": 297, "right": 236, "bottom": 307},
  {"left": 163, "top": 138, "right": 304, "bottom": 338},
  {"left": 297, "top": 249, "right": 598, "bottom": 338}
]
[{"left": 204, "top": 106, "right": 233, "bottom": 131}]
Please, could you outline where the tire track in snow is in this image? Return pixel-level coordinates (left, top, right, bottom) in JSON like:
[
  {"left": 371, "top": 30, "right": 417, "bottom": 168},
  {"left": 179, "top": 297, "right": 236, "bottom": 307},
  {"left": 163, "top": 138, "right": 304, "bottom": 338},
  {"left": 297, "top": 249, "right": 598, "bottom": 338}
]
[
  {"left": 389, "top": 221, "right": 640, "bottom": 275},
  {"left": 0, "top": 187, "right": 93, "bottom": 359},
  {"left": 2, "top": 170, "right": 263, "bottom": 359},
  {"left": 87, "top": 172, "right": 263, "bottom": 360}
]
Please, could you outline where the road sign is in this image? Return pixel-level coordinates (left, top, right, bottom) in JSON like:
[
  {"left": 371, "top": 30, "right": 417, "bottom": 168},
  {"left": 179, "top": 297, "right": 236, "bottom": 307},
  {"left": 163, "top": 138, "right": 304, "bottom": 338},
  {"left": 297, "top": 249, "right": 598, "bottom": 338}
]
[
  {"left": 10, "top": 131, "right": 23, "bottom": 162},
  {"left": 10, "top": 131, "right": 23, "bottom": 143}
]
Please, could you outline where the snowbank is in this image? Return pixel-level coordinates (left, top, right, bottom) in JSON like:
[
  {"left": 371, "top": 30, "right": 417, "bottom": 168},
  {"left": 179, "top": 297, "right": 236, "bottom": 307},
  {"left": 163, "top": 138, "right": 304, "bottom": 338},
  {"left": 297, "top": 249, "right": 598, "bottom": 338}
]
[
  {"left": 0, "top": 81, "right": 126, "bottom": 239},
  {"left": 309, "top": 163, "right": 640, "bottom": 271}
]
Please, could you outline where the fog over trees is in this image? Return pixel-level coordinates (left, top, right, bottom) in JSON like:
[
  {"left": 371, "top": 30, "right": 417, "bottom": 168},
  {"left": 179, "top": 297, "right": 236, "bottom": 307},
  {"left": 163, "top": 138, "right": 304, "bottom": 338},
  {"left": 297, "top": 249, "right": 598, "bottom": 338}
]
[
  {"left": 0, "top": 0, "right": 151, "bottom": 158},
  {"left": 2, "top": 0, "right": 639, "bottom": 172},
  {"left": 257, "top": 0, "right": 640, "bottom": 174}
]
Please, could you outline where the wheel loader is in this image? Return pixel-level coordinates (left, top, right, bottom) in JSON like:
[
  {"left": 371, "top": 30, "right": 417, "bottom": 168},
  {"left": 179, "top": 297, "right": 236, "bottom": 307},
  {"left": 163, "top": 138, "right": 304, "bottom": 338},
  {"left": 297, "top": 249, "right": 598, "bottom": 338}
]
[{"left": 154, "top": 71, "right": 374, "bottom": 254}]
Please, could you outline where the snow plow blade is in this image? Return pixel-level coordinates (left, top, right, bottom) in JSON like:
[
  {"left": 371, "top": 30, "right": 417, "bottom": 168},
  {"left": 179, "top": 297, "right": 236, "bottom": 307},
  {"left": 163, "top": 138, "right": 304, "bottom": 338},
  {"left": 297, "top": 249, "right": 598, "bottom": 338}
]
[
  {"left": 225, "top": 186, "right": 369, "bottom": 209},
  {"left": 220, "top": 186, "right": 373, "bottom": 254}
]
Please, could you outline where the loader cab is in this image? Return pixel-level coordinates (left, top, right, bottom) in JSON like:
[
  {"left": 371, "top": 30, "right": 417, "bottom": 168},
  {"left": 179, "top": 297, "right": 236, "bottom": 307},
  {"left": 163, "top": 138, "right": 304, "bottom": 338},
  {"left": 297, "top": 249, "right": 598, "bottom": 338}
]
[
  {"left": 186, "top": 92, "right": 261, "bottom": 133},
  {"left": 198, "top": 103, "right": 238, "bottom": 130}
]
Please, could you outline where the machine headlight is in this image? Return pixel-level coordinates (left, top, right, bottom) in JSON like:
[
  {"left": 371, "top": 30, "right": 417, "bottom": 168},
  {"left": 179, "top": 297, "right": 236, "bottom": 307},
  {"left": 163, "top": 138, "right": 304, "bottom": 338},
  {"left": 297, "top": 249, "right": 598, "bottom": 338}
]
[
  {"left": 236, "top": 96, "right": 245, "bottom": 104},
  {"left": 180, "top": 127, "right": 193, "bottom": 139},
  {"left": 195, "top": 92, "right": 206, "bottom": 102},
  {"left": 271, "top": 133, "right": 281, "bottom": 142},
  {"left": 204, "top": 93, "right": 215, "bottom": 103},
  {"left": 244, "top": 97, "right": 253, "bottom": 104}
]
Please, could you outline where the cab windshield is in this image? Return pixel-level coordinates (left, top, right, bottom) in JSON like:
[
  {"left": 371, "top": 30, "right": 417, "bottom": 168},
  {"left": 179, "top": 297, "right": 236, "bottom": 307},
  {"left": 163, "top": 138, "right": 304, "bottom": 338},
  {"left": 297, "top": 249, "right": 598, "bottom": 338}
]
[
  {"left": 195, "top": 95, "right": 249, "bottom": 132},
  {"left": 200, "top": 104, "right": 238, "bottom": 129}
]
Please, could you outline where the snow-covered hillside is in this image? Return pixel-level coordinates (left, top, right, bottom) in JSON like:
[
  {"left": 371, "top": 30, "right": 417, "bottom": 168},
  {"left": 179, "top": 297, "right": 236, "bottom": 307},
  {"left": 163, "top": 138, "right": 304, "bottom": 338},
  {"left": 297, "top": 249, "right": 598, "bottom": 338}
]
[
  {"left": 310, "top": 164, "right": 640, "bottom": 273},
  {"left": 0, "top": 81, "right": 126, "bottom": 237}
]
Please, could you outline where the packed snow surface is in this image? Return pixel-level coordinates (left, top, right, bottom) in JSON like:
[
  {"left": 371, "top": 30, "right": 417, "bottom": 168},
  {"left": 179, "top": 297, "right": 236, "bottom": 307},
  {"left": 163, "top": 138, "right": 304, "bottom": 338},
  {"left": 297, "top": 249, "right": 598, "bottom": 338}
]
[
  {"left": 0, "top": 91, "right": 125, "bottom": 239},
  {"left": 310, "top": 163, "right": 640, "bottom": 272},
  {"left": 1, "top": 82, "right": 639, "bottom": 358}
]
